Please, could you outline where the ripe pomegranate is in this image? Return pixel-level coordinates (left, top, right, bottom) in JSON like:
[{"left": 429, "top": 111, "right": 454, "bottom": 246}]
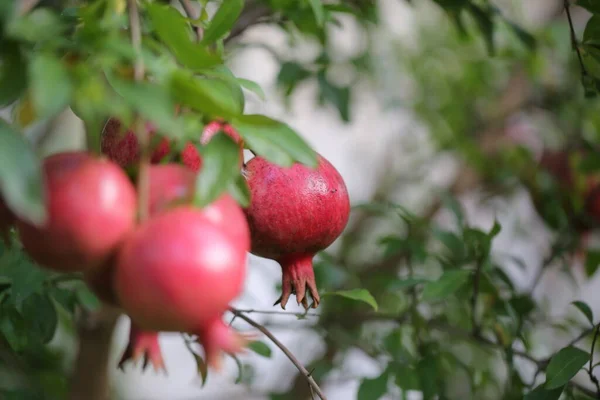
[
  {"left": 244, "top": 154, "right": 350, "bottom": 309},
  {"left": 114, "top": 207, "right": 249, "bottom": 367},
  {"left": 118, "top": 323, "right": 166, "bottom": 373},
  {"left": 17, "top": 152, "right": 137, "bottom": 273},
  {"left": 101, "top": 118, "right": 170, "bottom": 168},
  {"left": 0, "top": 196, "right": 15, "bottom": 246}
]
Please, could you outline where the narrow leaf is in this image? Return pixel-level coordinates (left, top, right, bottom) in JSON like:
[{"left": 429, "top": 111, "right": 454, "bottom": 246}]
[
  {"left": 195, "top": 135, "right": 241, "bottom": 208},
  {"left": 29, "top": 52, "right": 72, "bottom": 118},
  {"left": 237, "top": 78, "right": 266, "bottom": 100},
  {"left": 572, "top": 301, "right": 594, "bottom": 326},
  {"left": 545, "top": 346, "right": 590, "bottom": 389},
  {"left": 202, "top": 0, "right": 244, "bottom": 43},
  {"left": 357, "top": 371, "right": 389, "bottom": 400},
  {"left": 308, "top": 0, "right": 325, "bottom": 26},
  {"left": 231, "top": 114, "right": 317, "bottom": 167},
  {"left": 524, "top": 384, "right": 564, "bottom": 400},
  {"left": 322, "top": 289, "right": 378, "bottom": 311},
  {"left": 248, "top": 341, "right": 272, "bottom": 358}
]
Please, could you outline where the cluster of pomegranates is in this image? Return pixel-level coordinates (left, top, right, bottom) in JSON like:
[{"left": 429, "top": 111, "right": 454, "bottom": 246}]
[{"left": 0, "top": 116, "right": 350, "bottom": 373}]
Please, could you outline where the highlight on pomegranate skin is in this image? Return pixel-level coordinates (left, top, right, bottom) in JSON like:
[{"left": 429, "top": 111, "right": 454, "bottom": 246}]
[
  {"left": 243, "top": 154, "right": 350, "bottom": 310},
  {"left": 17, "top": 151, "right": 137, "bottom": 273},
  {"left": 118, "top": 323, "right": 166, "bottom": 374}
]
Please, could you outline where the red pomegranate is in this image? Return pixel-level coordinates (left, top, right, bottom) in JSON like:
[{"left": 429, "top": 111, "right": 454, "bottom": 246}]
[
  {"left": 101, "top": 118, "right": 170, "bottom": 168},
  {"left": 244, "top": 154, "right": 350, "bottom": 309},
  {"left": 0, "top": 196, "right": 15, "bottom": 246},
  {"left": 114, "top": 206, "right": 248, "bottom": 333},
  {"left": 17, "top": 152, "right": 137, "bottom": 273},
  {"left": 118, "top": 323, "right": 166, "bottom": 373}
]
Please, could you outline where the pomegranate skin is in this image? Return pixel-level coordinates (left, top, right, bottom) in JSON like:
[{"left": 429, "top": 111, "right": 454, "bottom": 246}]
[
  {"left": 17, "top": 152, "right": 137, "bottom": 273},
  {"left": 244, "top": 154, "right": 350, "bottom": 309},
  {"left": 101, "top": 118, "right": 170, "bottom": 168},
  {"left": 114, "top": 207, "right": 248, "bottom": 333},
  {"left": 118, "top": 323, "right": 166, "bottom": 374}
]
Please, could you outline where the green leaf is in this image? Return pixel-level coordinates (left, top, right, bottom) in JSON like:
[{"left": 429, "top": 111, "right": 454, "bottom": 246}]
[
  {"left": 421, "top": 270, "right": 471, "bottom": 302},
  {"left": 584, "top": 15, "right": 600, "bottom": 45},
  {"left": 322, "top": 289, "right": 378, "bottom": 311},
  {"left": 22, "top": 293, "right": 58, "bottom": 344},
  {"left": 524, "top": 385, "right": 564, "bottom": 400},
  {"left": 308, "top": 0, "right": 325, "bottom": 26},
  {"left": 105, "top": 75, "right": 183, "bottom": 138},
  {"left": 394, "top": 365, "right": 420, "bottom": 391},
  {"left": 1, "top": 250, "right": 49, "bottom": 308},
  {"left": 76, "top": 283, "right": 101, "bottom": 312},
  {"left": 0, "top": 43, "right": 27, "bottom": 107},
  {"left": 572, "top": 301, "right": 594, "bottom": 326},
  {"left": 202, "top": 0, "right": 244, "bottom": 43},
  {"left": 578, "top": 0, "right": 600, "bottom": 13},
  {"left": 146, "top": 3, "right": 221, "bottom": 70},
  {"left": 237, "top": 78, "right": 266, "bottom": 100},
  {"left": 227, "top": 174, "right": 251, "bottom": 208},
  {"left": 357, "top": 371, "right": 389, "bottom": 400},
  {"left": 248, "top": 341, "right": 272, "bottom": 358},
  {"left": 195, "top": 135, "right": 241, "bottom": 208},
  {"left": 170, "top": 70, "right": 244, "bottom": 118},
  {"left": 317, "top": 73, "right": 350, "bottom": 122},
  {"left": 232, "top": 114, "right": 317, "bottom": 167},
  {"left": 29, "top": 52, "right": 72, "bottom": 119},
  {"left": 387, "top": 277, "right": 431, "bottom": 290},
  {"left": 545, "top": 346, "right": 590, "bottom": 389},
  {"left": 586, "top": 250, "right": 600, "bottom": 277},
  {"left": 192, "top": 352, "right": 209, "bottom": 386},
  {"left": 0, "top": 121, "right": 47, "bottom": 226},
  {"left": 277, "top": 62, "right": 312, "bottom": 97},
  {"left": 6, "top": 8, "right": 65, "bottom": 43}
]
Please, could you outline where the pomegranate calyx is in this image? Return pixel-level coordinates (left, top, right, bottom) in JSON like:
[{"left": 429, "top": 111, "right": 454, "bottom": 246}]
[
  {"left": 274, "top": 254, "right": 319, "bottom": 310},
  {"left": 197, "top": 319, "right": 255, "bottom": 371},
  {"left": 118, "top": 324, "right": 166, "bottom": 374}
]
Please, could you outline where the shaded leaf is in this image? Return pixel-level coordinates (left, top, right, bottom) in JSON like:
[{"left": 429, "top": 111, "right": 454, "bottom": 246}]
[
  {"left": 578, "top": 0, "right": 600, "bottom": 13},
  {"left": 524, "top": 384, "right": 564, "bottom": 400},
  {"left": 421, "top": 270, "right": 471, "bottom": 301},
  {"left": 317, "top": 72, "right": 350, "bottom": 122},
  {"left": 248, "top": 341, "right": 272, "bottom": 358},
  {"left": 585, "top": 250, "right": 600, "bottom": 277},
  {"left": 237, "top": 78, "right": 266, "bottom": 100},
  {"left": 545, "top": 346, "right": 590, "bottom": 389},
  {"left": 0, "top": 43, "right": 27, "bottom": 107},
  {"left": 584, "top": 15, "right": 600, "bottom": 45},
  {"left": 202, "top": 0, "right": 244, "bottom": 43},
  {"left": 227, "top": 174, "right": 251, "bottom": 208},
  {"left": 22, "top": 293, "right": 57, "bottom": 344},
  {"left": 308, "top": 0, "right": 325, "bottom": 26},
  {"left": 357, "top": 371, "right": 389, "bottom": 400},
  {"left": 192, "top": 353, "right": 208, "bottom": 386},
  {"left": 572, "top": 301, "right": 594, "bottom": 326},
  {"left": 195, "top": 135, "right": 241, "bottom": 208},
  {"left": 322, "top": 289, "right": 378, "bottom": 311}
]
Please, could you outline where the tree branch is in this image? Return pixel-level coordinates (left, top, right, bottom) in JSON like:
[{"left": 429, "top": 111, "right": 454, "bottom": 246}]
[
  {"left": 587, "top": 324, "right": 600, "bottom": 395},
  {"left": 564, "top": 0, "right": 587, "bottom": 79},
  {"left": 229, "top": 307, "right": 328, "bottom": 400},
  {"left": 178, "top": 0, "right": 203, "bottom": 41},
  {"left": 225, "top": 0, "right": 273, "bottom": 44}
]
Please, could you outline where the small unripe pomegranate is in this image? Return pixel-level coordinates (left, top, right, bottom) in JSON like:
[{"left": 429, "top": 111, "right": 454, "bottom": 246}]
[
  {"left": 118, "top": 323, "right": 166, "bottom": 373},
  {"left": 114, "top": 207, "right": 248, "bottom": 333},
  {"left": 101, "top": 118, "right": 170, "bottom": 168},
  {"left": 0, "top": 196, "right": 15, "bottom": 246},
  {"left": 244, "top": 154, "right": 350, "bottom": 309},
  {"left": 17, "top": 152, "right": 137, "bottom": 273}
]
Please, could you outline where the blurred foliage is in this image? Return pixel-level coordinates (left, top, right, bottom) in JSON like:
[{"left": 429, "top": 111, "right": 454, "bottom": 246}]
[{"left": 1, "top": 0, "right": 600, "bottom": 400}]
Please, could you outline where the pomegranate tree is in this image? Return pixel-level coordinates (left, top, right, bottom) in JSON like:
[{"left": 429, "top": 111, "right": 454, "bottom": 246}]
[
  {"left": 17, "top": 152, "right": 137, "bottom": 273},
  {"left": 244, "top": 154, "right": 350, "bottom": 309}
]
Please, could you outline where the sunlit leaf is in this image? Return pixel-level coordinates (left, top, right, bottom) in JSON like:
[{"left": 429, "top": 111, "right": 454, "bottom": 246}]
[{"left": 322, "top": 288, "right": 378, "bottom": 311}]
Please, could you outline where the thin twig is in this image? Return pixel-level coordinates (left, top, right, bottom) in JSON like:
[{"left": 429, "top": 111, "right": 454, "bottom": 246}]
[
  {"left": 225, "top": 0, "right": 273, "bottom": 44},
  {"left": 588, "top": 324, "right": 600, "bottom": 395},
  {"left": 229, "top": 307, "right": 328, "bottom": 400},
  {"left": 564, "top": 326, "right": 596, "bottom": 349},
  {"left": 528, "top": 249, "right": 559, "bottom": 295},
  {"left": 178, "top": 0, "right": 203, "bottom": 41},
  {"left": 564, "top": 0, "right": 587, "bottom": 78},
  {"left": 233, "top": 308, "right": 320, "bottom": 317}
]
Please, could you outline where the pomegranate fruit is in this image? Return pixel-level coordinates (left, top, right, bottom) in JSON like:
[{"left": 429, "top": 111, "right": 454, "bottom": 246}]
[
  {"left": 118, "top": 323, "right": 166, "bottom": 373},
  {"left": 101, "top": 118, "right": 170, "bottom": 168},
  {"left": 244, "top": 154, "right": 350, "bottom": 309},
  {"left": 17, "top": 151, "right": 137, "bottom": 273},
  {"left": 114, "top": 206, "right": 248, "bottom": 332},
  {"left": 0, "top": 196, "right": 15, "bottom": 246}
]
